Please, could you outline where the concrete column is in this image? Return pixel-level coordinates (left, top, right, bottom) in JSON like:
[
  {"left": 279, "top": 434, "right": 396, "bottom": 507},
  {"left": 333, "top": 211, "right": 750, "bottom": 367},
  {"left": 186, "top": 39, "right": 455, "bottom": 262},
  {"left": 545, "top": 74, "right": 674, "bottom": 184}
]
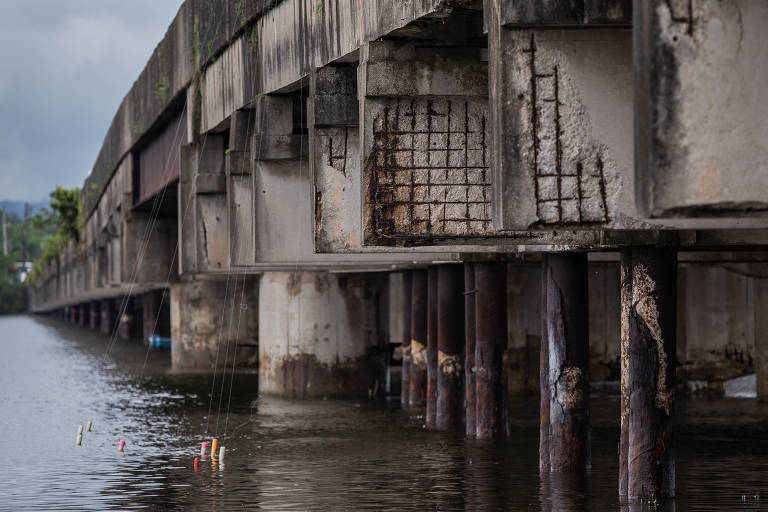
[
  {"left": 426, "top": 267, "right": 438, "bottom": 428},
  {"left": 118, "top": 297, "right": 137, "bottom": 340},
  {"left": 543, "top": 253, "right": 590, "bottom": 471},
  {"left": 436, "top": 264, "right": 465, "bottom": 428},
  {"left": 409, "top": 270, "right": 428, "bottom": 408},
  {"left": 400, "top": 271, "right": 413, "bottom": 407},
  {"left": 619, "top": 248, "right": 631, "bottom": 497},
  {"left": 464, "top": 262, "right": 477, "bottom": 438},
  {"left": 89, "top": 301, "right": 100, "bottom": 330},
  {"left": 100, "top": 299, "right": 116, "bottom": 335},
  {"left": 623, "top": 247, "right": 676, "bottom": 501},
  {"left": 78, "top": 303, "right": 89, "bottom": 327},
  {"left": 171, "top": 279, "right": 258, "bottom": 371},
  {"left": 474, "top": 262, "right": 508, "bottom": 439},
  {"left": 258, "top": 272, "right": 383, "bottom": 398},
  {"left": 539, "top": 256, "right": 550, "bottom": 471},
  {"left": 142, "top": 289, "right": 168, "bottom": 343}
]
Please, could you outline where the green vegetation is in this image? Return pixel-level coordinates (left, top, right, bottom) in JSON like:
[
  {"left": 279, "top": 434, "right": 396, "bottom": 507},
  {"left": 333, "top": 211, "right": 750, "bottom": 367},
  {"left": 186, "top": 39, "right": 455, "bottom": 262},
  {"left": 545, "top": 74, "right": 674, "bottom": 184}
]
[
  {"left": 25, "top": 186, "right": 83, "bottom": 286},
  {"left": 154, "top": 75, "right": 170, "bottom": 102}
]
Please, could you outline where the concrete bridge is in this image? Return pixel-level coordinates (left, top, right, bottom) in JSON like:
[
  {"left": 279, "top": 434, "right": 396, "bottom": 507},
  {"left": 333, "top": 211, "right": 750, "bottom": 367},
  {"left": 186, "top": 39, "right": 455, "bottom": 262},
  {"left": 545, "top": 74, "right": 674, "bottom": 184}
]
[{"left": 30, "top": 0, "right": 768, "bottom": 502}]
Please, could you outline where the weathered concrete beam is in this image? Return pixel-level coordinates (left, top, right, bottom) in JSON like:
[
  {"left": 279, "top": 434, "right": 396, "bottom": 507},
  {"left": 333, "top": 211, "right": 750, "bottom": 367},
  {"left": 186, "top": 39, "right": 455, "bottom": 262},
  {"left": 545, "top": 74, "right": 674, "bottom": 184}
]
[
  {"left": 635, "top": 0, "right": 768, "bottom": 222},
  {"left": 489, "top": 0, "right": 631, "bottom": 27}
]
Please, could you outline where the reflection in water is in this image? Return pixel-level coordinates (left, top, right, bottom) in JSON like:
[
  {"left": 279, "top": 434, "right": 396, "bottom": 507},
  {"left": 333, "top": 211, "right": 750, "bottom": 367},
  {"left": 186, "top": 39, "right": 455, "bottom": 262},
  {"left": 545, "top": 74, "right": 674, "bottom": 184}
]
[{"left": 1, "top": 315, "right": 768, "bottom": 510}]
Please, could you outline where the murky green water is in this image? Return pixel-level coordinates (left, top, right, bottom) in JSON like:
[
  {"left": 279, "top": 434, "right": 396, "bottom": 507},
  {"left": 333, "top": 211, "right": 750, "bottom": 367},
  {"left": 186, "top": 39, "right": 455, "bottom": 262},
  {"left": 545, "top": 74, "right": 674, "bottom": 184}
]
[{"left": 1, "top": 314, "right": 767, "bottom": 510}]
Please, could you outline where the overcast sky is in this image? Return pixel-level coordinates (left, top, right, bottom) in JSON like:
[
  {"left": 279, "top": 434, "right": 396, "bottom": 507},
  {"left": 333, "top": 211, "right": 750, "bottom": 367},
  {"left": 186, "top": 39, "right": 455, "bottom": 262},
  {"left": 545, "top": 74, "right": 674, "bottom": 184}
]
[{"left": 0, "top": 1, "right": 184, "bottom": 203}]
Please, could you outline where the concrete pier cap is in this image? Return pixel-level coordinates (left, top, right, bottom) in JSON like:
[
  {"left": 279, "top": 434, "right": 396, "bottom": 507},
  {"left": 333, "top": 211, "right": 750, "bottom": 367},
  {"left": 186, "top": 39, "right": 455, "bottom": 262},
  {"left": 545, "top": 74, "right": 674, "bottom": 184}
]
[{"left": 258, "top": 271, "right": 386, "bottom": 399}]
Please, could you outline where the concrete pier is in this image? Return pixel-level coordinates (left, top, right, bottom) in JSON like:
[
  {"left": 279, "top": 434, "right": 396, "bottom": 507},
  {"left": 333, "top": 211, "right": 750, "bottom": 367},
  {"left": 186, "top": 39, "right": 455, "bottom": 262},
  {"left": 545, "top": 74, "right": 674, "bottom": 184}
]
[
  {"left": 474, "top": 262, "right": 508, "bottom": 439},
  {"left": 100, "top": 299, "right": 116, "bottom": 335},
  {"left": 258, "top": 272, "right": 383, "bottom": 398},
  {"left": 89, "top": 301, "right": 100, "bottom": 330},
  {"left": 171, "top": 279, "right": 258, "bottom": 371},
  {"left": 623, "top": 247, "right": 677, "bottom": 501},
  {"left": 118, "top": 297, "right": 136, "bottom": 340},
  {"left": 543, "top": 253, "right": 590, "bottom": 471},
  {"left": 142, "top": 289, "right": 168, "bottom": 343},
  {"left": 409, "top": 270, "right": 428, "bottom": 408},
  {"left": 436, "top": 264, "right": 464, "bottom": 428}
]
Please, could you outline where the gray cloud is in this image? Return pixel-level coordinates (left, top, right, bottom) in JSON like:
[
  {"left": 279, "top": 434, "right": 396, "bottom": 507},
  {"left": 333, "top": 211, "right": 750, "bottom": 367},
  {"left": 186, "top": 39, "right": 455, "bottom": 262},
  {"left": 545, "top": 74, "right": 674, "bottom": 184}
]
[{"left": 0, "top": 1, "right": 184, "bottom": 202}]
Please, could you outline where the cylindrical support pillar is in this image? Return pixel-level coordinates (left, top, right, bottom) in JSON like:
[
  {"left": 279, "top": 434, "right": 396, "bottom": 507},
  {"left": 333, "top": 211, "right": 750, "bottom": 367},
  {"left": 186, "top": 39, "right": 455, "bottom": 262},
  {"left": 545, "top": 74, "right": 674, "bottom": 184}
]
[
  {"left": 258, "top": 272, "right": 384, "bottom": 397},
  {"left": 400, "top": 271, "right": 413, "bottom": 407},
  {"left": 474, "top": 262, "right": 507, "bottom": 439},
  {"left": 544, "top": 253, "right": 591, "bottom": 471},
  {"left": 625, "top": 247, "right": 677, "bottom": 501},
  {"left": 539, "top": 256, "right": 550, "bottom": 471},
  {"left": 78, "top": 303, "right": 90, "bottom": 327},
  {"left": 89, "top": 301, "right": 100, "bottom": 330},
  {"left": 619, "top": 248, "right": 631, "bottom": 497},
  {"left": 100, "top": 299, "right": 116, "bottom": 335},
  {"left": 118, "top": 297, "right": 136, "bottom": 340},
  {"left": 172, "top": 278, "right": 258, "bottom": 371},
  {"left": 436, "top": 264, "right": 464, "bottom": 428},
  {"left": 464, "top": 263, "right": 477, "bottom": 438},
  {"left": 426, "top": 267, "right": 438, "bottom": 427},
  {"left": 409, "top": 270, "right": 428, "bottom": 407}
]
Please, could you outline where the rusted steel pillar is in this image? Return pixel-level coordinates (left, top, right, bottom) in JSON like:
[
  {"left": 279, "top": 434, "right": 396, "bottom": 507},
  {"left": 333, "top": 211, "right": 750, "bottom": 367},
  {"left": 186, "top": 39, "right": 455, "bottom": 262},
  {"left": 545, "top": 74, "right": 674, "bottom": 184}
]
[
  {"left": 626, "top": 247, "right": 677, "bottom": 501},
  {"left": 545, "top": 253, "right": 591, "bottom": 471},
  {"left": 426, "top": 266, "right": 438, "bottom": 427},
  {"left": 100, "top": 299, "right": 115, "bottom": 335},
  {"left": 539, "top": 255, "right": 550, "bottom": 471},
  {"left": 118, "top": 297, "right": 136, "bottom": 340},
  {"left": 400, "top": 271, "right": 413, "bottom": 407},
  {"left": 409, "top": 270, "right": 428, "bottom": 407},
  {"left": 89, "top": 301, "right": 100, "bottom": 330},
  {"left": 619, "top": 248, "right": 631, "bottom": 498},
  {"left": 436, "top": 264, "right": 464, "bottom": 428},
  {"left": 464, "top": 262, "right": 477, "bottom": 438},
  {"left": 474, "top": 262, "right": 507, "bottom": 439}
]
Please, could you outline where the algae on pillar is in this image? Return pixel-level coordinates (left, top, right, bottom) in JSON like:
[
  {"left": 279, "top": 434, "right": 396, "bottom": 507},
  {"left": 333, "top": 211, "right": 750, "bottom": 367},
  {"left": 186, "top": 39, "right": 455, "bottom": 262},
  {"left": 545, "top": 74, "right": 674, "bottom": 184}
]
[{"left": 258, "top": 272, "right": 385, "bottom": 398}]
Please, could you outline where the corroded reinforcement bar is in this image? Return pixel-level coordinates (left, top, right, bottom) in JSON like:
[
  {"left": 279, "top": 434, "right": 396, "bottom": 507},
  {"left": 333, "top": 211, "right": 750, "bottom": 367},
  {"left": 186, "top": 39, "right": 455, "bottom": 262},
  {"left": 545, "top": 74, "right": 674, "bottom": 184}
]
[
  {"left": 410, "top": 270, "right": 428, "bottom": 408},
  {"left": 545, "top": 252, "right": 591, "bottom": 471},
  {"left": 464, "top": 262, "right": 477, "bottom": 438},
  {"left": 426, "top": 266, "right": 438, "bottom": 428},
  {"left": 475, "top": 262, "right": 507, "bottom": 439},
  {"left": 436, "top": 264, "right": 464, "bottom": 428},
  {"left": 401, "top": 271, "right": 413, "bottom": 407},
  {"left": 626, "top": 246, "right": 677, "bottom": 500}
]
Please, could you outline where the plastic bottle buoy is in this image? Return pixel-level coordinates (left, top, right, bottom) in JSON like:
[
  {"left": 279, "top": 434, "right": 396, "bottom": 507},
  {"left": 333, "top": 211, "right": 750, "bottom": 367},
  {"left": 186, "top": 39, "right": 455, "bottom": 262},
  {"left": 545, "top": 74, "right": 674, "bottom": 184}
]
[
  {"left": 219, "top": 446, "right": 226, "bottom": 465},
  {"left": 119, "top": 439, "right": 126, "bottom": 452},
  {"left": 77, "top": 424, "right": 84, "bottom": 435},
  {"left": 86, "top": 421, "right": 92, "bottom": 432},
  {"left": 200, "top": 441, "right": 207, "bottom": 456},
  {"left": 194, "top": 457, "right": 199, "bottom": 471},
  {"left": 211, "top": 438, "right": 218, "bottom": 458},
  {"left": 76, "top": 433, "right": 83, "bottom": 446}
]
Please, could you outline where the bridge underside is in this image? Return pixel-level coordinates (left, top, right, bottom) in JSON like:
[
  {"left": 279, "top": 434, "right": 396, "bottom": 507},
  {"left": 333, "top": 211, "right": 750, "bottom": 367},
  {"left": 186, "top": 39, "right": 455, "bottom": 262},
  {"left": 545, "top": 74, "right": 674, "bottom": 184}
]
[{"left": 30, "top": 0, "right": 768, "bottom": 503}]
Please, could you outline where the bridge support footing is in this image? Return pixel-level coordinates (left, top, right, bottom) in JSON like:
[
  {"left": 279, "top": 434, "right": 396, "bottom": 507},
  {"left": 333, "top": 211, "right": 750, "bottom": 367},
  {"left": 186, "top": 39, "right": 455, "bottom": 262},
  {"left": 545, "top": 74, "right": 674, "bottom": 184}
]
[
  {"left": 474, "top": 262, "right": 508, "bottom": 439},
  {"left": 409, "top": 270, "right": 428, "bottom": 408},
  {"left": 541, "top": 253, "right": 591, "bottom": 472},
  {"left": 170, "top": 279, "right": 258, "bottom": 371},
  {"left": 258, "top": 271, "right": 385, "bottom": 399},
  {"left": 620, "top": 247, "right": 676, "bottom": 501},
  {"left": 436, "top": 264, "right": 464, "bottom": 429}
]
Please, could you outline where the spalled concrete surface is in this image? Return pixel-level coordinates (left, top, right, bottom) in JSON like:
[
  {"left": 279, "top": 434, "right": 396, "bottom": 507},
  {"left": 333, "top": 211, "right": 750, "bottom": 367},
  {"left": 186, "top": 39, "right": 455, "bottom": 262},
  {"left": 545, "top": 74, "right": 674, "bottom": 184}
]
[{"left": 258, "top": 271, "right": 386, "bottom": 398}]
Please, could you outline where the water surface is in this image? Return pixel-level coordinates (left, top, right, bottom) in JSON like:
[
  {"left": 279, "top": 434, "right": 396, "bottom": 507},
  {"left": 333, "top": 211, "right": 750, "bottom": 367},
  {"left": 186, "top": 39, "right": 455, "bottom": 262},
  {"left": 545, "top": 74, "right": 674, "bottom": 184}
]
[{"left": 1, "top": 315, "right": 767, "bottom": 510}]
